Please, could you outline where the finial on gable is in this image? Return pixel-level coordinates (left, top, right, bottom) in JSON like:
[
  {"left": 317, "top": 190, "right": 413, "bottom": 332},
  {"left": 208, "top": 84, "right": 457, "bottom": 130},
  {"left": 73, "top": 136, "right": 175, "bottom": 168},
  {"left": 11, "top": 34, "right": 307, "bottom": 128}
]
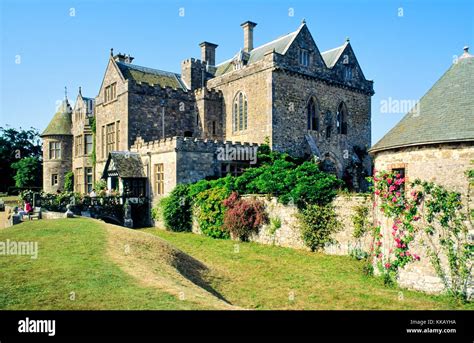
[
  {"left": 346, "top": 37, "right": 350, "bottom": 43},
  {"left": 64, "top": 86, "right": 68, "bottom": 100},
  {"left": 460, "top": 45, "right": 473, "bottom": 59},
  {"left": 301, "top": 18, "right": 306, "bottom": 24},
  {"left": 110, "top": 48, "right": 114, "bottom": 56},
  {"left": 79, "top": 86, "right": 82, "bottom": 96}
]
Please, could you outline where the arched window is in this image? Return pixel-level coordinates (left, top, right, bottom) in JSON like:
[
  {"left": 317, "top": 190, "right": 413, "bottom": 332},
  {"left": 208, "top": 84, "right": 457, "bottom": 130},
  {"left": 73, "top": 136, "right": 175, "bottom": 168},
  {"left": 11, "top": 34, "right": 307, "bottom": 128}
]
[
  {"left": 307, "top": 97, "right": 319, "bottom": 131},
  {"left": 336, "top": 102, "right": 348, "bottom": 134},
  {"left": 233, "top": 92, "right": 248, "bottom": 132}
]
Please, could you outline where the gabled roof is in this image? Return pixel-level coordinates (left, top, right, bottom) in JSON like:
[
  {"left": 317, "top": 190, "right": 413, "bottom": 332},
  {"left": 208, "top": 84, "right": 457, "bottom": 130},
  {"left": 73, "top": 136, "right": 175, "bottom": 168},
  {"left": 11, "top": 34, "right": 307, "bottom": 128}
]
[
  {"left": 321, "top": 42, "right": 348, "bottom": 68},
  {"left": 370, "top": 52, "right": 474, "bottom": 153},
  {"left": 115, "top": 61, "right": 187, "bottom": 91},
  {"left": 214, "top": 25, "right": 301, "bottom": 77},
  {"left": 102, "top": 152, "right": 146, "bottom": 179},
  {"left": 41, "top": 99, "right": 73, "bottom": 137},
  {"left": 74, "top": 89, "right": 95, "bottom": 116}
]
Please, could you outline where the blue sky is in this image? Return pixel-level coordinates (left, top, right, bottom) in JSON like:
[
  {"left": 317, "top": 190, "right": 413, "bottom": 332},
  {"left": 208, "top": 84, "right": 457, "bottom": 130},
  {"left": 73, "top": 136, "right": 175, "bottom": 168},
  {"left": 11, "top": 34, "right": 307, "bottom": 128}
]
[{"left": 0, "top": 0, "right": 472, "bottom": 144}]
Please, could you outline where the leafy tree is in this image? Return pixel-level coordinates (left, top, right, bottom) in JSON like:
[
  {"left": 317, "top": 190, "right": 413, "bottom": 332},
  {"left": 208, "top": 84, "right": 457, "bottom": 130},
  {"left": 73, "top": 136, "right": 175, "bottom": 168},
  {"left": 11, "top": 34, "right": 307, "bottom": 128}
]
[
  {"left": 0, "top": 126, "right": 42, "bottom": 192},
  {"left": 11, "top": 157, "right": 42, "bottom": 188}
]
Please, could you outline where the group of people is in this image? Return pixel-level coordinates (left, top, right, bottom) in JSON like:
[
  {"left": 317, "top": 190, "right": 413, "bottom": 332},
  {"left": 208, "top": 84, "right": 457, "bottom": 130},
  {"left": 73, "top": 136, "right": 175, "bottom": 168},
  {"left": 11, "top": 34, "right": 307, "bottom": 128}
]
[{"left": 88, "top": 188, "right": 115, "bottom": 197}]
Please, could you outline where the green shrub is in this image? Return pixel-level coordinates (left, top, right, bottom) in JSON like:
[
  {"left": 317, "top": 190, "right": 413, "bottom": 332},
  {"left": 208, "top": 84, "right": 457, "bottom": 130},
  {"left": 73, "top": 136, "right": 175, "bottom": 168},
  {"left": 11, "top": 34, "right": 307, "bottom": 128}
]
[
  {"left": 64, "top": 171, "right": 74, "bottom": 192},
  {"left": 352, "top": 203, "right": 370, "bottom": 238},
  {"left": 234, "top": 159, "right": 342, "bottom": 208},
  {"left": 269, "top": 216, "right": 282, "bottom": 235},
  {"left": 299, "top": 204, "right": 341, "bottom": 252},
  {"left": 94, "top": 180, "right": 106, "bottom": 191},
  {"left": 151, "top": 200, "right": 163, "bottom": 221},
  {"left": 161, "top": 184, "right": 192, "bottom": 232},
  {"left": 194, "top": 186, "right": 230, "bottom": 239},
  {"left": 349, "top": 247, "right": 369, "bottom": 260}
]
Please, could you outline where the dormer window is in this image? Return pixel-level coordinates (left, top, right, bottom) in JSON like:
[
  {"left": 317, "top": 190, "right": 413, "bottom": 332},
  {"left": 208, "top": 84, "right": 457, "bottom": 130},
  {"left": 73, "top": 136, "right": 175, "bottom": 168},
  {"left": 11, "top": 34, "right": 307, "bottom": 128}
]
[
  {"left": 299, "top": 49, "right": 309, "bottom": 66},
  {"left": 104, "top": 83, "right": 117, "bottom": 103}
]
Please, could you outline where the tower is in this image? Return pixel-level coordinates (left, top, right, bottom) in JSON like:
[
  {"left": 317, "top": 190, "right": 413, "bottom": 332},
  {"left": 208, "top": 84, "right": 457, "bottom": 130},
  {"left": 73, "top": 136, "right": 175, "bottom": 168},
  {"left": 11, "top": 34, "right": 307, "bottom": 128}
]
[{"left": 40, "top": 92, "right": 73, "bottom": 193}]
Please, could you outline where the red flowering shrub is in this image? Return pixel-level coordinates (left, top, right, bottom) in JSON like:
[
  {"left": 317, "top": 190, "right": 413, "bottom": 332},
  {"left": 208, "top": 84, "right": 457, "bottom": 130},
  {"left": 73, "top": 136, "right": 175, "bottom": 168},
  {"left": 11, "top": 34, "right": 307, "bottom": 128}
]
[{"left": 223, "top": 192, "right": 269, "bottom": 241}]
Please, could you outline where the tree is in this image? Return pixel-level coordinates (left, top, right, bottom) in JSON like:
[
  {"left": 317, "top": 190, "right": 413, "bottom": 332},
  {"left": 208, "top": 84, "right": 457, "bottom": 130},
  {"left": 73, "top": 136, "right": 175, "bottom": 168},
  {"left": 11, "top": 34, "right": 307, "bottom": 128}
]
[
  {"left": 11, "top": 157, "right": 42, "bottom": 189},
  {"left": 0, "top": 126, "right": 42, "bottom": 192}
]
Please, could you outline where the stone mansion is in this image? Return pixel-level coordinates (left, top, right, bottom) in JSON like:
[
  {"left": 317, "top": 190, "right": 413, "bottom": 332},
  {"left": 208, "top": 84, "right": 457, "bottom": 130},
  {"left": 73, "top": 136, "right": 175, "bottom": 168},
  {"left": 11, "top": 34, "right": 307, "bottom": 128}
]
[{"left": 41, "top": 20, "right": 374, "bottom": 202}]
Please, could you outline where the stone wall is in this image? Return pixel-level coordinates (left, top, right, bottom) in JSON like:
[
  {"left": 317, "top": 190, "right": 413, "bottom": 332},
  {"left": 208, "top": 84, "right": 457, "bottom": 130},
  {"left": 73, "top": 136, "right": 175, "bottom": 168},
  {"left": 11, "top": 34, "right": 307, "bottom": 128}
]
[
  {"left": 71, "top": 95, "right": 95, "bottom": 194},
  {"left": 194, "top": 87, "right": 224, "bottom": 140},
  {"left": 42, "top": 135, "right": 73, "bottom": 194},
  {"left": 94, "top": 58, "right": 129, "bottom": 179},
  {"left": 207, "top": 54, "right": 274, "bottom": 146},
  {"left": 271, "top": 69, "right": 372, "bottom": 178},
  {"left": 191, "top": 194, "right": 372, "bottom": 254},
  {"left": 373, "top": 143, "right": 474, "bottom": 296},
  {"left": 324, "top": 195, "right": 373, "bottom": 255},
  {"left": 128, "top": 83, "right": 196, "bottom": 143},
  {"left": 131, "top": 136, "right": 258, "bottom": 203}
]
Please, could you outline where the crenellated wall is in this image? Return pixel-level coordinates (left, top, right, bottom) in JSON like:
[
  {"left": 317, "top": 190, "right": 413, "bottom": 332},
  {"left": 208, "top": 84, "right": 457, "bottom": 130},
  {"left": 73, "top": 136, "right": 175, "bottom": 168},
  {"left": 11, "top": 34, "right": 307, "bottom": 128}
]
[{"left": 131, "top": 136, "right": 258, "bottom": 202}]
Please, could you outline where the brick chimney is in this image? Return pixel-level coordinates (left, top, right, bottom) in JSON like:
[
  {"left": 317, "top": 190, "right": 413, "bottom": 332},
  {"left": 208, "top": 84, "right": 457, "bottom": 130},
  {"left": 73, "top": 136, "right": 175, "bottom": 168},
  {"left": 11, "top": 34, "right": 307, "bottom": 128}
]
[
  {"left": 241, "top": 21, "right": 257, "bottom": 53},
  {"left": 199, "top": 41, "right": 218, "bottom": 66}
]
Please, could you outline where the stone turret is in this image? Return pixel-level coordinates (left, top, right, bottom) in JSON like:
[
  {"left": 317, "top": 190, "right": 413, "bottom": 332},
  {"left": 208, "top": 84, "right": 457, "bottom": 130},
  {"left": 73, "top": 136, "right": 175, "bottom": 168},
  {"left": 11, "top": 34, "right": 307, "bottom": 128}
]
[
  {"left": 181, "top": 58, "right": 206, "bottom": 90},
  {"left": 40, "top": 96, "right": 73, "bottom": 193}
]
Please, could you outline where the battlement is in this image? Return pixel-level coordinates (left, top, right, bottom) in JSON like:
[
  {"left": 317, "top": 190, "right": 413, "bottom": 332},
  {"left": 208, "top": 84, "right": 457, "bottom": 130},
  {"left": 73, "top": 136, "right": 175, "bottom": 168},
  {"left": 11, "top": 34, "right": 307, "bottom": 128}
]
[
  {"left": 131, "top": 135, "right": 259, "bottom": 155},
  {"left": 194, "top": 87, "right": 223, "bottom": 100},
  {"left": 181, "top": 58, "right": 206, "bottom": 67}
]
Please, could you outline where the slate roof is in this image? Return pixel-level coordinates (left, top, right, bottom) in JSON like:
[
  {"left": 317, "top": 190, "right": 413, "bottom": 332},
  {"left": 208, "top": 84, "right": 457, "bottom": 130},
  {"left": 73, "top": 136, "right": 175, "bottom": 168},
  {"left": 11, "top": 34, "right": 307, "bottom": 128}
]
[
  {"left": 41, "top": 99, "right": 73, "bottom": 136},
  {"left": 102, "top": 152, "right": 146, "bottom": 179},
  {"left": 116, "top": 61, "right": 187, "bottom": 90},
  {"left": 370, "top": 53, "right": 474, "bottom": 153},
  {"left": 214, "top": 28, "right": 298, "bottom": 77},
  {"left": 321, "top": 43, "right": 347, "bottom": 68},
  {"left": 213, "top": 24, "right": 351, "bottom": 76}
]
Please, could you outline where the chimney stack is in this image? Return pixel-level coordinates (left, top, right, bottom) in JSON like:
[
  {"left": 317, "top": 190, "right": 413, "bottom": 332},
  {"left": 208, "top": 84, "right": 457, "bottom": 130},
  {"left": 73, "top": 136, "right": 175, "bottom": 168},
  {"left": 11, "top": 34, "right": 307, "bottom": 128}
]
[
  {"left": 199, "top": 41, "right": 218, "bottom": 66},
  {"left": 113, "top": 52, "right": 134, "bottom": 64},
  {"left": 240, "top": 21, "right": 257, "bottom": 53}
]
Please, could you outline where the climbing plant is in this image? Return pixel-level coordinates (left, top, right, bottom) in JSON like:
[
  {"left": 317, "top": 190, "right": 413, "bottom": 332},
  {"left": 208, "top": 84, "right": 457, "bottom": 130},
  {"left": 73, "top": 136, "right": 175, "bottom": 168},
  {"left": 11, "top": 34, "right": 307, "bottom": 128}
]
[{"left": 370, "top": 169, "right": 473, "bottom": 301}]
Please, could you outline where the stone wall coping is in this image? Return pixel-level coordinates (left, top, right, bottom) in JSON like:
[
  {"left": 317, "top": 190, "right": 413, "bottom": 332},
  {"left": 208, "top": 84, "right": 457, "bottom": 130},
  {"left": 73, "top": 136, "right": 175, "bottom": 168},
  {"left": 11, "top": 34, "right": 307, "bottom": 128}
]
[
  {"left": 131, "top": 135, "right": 259, "bottom": 154},
  {"left": 194, "top": 87, "right": 223, "bottom": 99}
]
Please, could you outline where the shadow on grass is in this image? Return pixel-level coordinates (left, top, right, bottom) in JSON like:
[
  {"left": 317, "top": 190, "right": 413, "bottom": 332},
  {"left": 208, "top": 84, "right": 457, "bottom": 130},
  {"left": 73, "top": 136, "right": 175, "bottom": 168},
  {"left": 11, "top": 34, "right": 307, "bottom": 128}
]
[{"left": 170, "top": 250, "right": 233, "bottom": 305}]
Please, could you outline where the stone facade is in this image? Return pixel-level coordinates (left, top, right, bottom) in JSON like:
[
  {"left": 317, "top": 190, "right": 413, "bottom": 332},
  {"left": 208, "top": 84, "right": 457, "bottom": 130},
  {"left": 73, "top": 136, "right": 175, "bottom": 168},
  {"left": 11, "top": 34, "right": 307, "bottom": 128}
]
[
  {"left": 43, "top": 20, "right": 374, "bottom": 196},
  {"left": 42, "top": 134, "right": 73, "bottom": 194},
  {"left": 131, "top": 136, "right": 259, "bottom": 205},
  {"left": 71, "top": 91, "right": 95, "bottom": 194},
  {"left": 372, "top": 142, "right": 474, "bottom": 296}
]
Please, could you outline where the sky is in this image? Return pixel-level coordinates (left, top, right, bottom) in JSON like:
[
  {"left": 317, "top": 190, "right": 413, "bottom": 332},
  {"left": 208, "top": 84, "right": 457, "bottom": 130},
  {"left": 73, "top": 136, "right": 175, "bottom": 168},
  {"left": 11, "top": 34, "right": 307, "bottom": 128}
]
[{"left": 0, "top": 0, "right": 473, "bottom": 145}]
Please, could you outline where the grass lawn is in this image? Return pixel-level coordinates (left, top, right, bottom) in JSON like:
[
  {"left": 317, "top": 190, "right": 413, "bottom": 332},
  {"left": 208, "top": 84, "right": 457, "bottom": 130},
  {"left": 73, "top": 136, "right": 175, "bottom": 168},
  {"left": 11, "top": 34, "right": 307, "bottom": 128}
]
[
  {"left": 0, "top": 217, "right": 471, "bottom": 310},
  {"left": 0, "top": 218, "right": 207, "bottom": 310},
  {"left": 143, "top": 228, "right": 474, "bottom": 310}
]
